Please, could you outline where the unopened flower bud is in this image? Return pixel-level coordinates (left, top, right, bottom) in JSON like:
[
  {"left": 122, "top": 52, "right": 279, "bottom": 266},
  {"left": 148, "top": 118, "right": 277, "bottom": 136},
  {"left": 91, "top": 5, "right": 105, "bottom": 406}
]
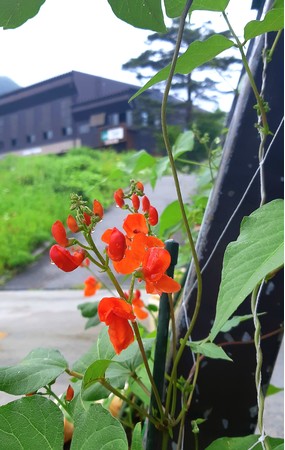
[
  {"left": 66, "top": 384, "right": 74, "bottom": 402},
  {"left": 131, "top": 194, "right": 140, "bottom": 211},
  {"left": 148, "top": 206, "right": 159, "bottom": 226},
  {"left": 136, "top": 181, "right": 144, "bottom": 193},
  {"left": 142, "top": 195, "right": 150, "bottom": 213},
  {"left": 114, "top": 189, "right": 125, "bottom": 208},
  {"left": 107, "top": 227, "right": 126, "bottom": 261},
  {"left": 93, "top": 199, "right": 104, "bottom": 219},
  {"left": 67, "top": 215, "right": 79, "bottom": 233},
  {"left": 51, "top": 220, "right": 69, "bottom": 247}
]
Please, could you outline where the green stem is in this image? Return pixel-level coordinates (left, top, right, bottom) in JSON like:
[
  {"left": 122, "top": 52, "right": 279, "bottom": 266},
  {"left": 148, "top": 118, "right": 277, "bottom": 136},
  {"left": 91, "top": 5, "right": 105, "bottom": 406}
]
[
  {"left": 131, "top": 372, "right": 151, "bottom": 397},
  {"left": 251, "top": 284, "right": 270, "bottom": 450},
  {"left": 65, "top": 368, "right": 84, "bottom": 379},
  {"left": 161, "top": 2, "right": 203, "bottom": 439},
  {"left": 45, "top": 385, "right": 70, "bottom": 415},
  {"left": 222, "top": 12, "right": 269, "bottom": 135},
  {"left": 267, "top": 29, "right": 283, "bottom": 61},
  {"left": 100, "top": 378, "right": 158, "bottom": 427},
  {"left": 132, "top": 321, "right": 165, "bottom": 420}
]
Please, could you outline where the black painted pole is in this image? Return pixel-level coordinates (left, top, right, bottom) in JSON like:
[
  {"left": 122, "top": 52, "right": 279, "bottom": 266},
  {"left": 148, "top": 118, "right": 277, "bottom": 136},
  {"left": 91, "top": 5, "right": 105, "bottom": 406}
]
[{"left": 145, "top": 239, "right": 179, "bottom": 450}]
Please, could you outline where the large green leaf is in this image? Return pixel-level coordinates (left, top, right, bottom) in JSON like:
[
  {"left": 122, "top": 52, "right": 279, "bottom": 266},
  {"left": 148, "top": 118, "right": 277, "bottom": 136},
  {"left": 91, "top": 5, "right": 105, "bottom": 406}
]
[
  {"left": 210, "top": 199, "right": 284, "bottom": 341},
  {"left": 0, "top": 348, "right": 68, "bottom": 395},
  {"left": 186, "top": 341, "right": 232, "bottom": 361},
  {"left": 164, "top": 0, "right": 230, "bottom": 17},
  {"left": 107, "top": 0, "right": 166, "bottom": 32},
  {"left": 190, "top": 0, "right": 230, "bottom": 12},
  {"left": 159, "top": 200, "right": 183, "bottom": 236},
  {"left": 172, "top": 130, "right": 194, "bottom": 158},
  {"left": 244, "top": 6, "right": 284, "bottom": 40},
  {"left": 71, "top": 403, "right": 128, "bottom": 450},
  {"left": 112, "top": 338, "right": 154, "bottom": 371},
  {"left": 81, "top": 339, "right": 154, "bottom": 401},
  {"left": 205, "top": 435, "right": 284, "bottom": 449},
  {"left": 0, "top": 0, "right": 46, "bottom": 29},
  {"left": 72, "top": 327, "right": 115, "bottom": 373},
  {"left": 0, "top": 396, "right": 63, "bottom": 449},
  {"left": 130, "top": 35, "right": 234, "bottom": 100}
]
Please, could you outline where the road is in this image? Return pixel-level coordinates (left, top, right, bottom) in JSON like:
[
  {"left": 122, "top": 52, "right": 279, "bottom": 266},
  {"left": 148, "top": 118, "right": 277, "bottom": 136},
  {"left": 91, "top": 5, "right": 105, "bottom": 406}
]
[{"left": 1, "top": 174, "right": 196, "bottom": 290}]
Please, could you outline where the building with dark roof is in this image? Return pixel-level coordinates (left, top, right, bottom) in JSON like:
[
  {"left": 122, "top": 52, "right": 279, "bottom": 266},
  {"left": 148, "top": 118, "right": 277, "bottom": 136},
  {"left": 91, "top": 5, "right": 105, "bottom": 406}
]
[{"left": 0, "top": 71, "right": 185, "bottom": 156}]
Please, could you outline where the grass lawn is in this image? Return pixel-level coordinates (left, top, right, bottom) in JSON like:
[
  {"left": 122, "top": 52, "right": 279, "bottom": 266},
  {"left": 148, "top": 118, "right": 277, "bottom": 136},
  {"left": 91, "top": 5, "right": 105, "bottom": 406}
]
[{"left": 0, "top": 147, "right": 133, "bottom": 280}]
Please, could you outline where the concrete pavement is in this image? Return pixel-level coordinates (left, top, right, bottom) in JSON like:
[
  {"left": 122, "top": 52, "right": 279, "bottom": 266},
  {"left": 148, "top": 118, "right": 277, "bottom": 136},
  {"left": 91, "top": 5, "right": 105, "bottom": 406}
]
[{"left": 0, "top": 289, "right": 283, "bottom": 438}]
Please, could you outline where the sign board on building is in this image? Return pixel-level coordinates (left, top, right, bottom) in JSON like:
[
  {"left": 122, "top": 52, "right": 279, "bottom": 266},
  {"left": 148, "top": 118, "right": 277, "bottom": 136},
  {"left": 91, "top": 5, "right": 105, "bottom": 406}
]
[{"left": 101, "top": 127, "right": 124, "bottom": 145}]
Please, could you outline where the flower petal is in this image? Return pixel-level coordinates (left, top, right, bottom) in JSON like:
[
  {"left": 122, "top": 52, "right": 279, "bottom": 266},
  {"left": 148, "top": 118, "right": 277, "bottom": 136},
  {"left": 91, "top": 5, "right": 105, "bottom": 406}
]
[
  {"left": 108, "top": 316, "right": 134, "bottom": 354},
  {"left": 123, "top": 213, "right": 148, "bottom": 237},
  {"left": 145, "top": 274, "right": 181, "bottom": 295}
]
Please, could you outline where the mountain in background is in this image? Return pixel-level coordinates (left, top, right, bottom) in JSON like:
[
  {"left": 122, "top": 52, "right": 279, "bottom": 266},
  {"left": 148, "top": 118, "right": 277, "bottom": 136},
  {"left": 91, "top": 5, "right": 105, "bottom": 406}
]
[{"left": 0, "top": 76, "right": 20, "bottom": 96}]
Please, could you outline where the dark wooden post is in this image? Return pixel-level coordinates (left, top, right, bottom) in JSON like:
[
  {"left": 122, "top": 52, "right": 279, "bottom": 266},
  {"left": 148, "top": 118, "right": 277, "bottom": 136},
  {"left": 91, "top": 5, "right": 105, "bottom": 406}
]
[{"left": 172, "top": 11, "right": 284, "bottom": 450}]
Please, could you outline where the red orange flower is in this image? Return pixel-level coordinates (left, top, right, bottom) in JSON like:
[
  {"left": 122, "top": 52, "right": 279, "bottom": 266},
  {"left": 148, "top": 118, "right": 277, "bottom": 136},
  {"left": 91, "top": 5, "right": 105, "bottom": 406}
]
[
  {"left": 51, "top": 220, "right": 69, "bottom": 247},
  {"left": 98, "top": 297, "right": 136, "bottom": 354},
  {"left": 132, "top": 290, "right": 148, "bottom": 320},
  {"left": 50, "top": 245, "right": 86, "bottom": 272},
  {"left": 141, "top": 247, "right": 181, "bottom": 295},
  {"left": 84, "top": 276, "right": 101, "bottom": 296}
]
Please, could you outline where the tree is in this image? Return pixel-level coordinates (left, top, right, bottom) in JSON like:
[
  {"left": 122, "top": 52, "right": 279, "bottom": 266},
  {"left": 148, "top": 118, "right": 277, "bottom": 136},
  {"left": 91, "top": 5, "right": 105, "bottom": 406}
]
[{"left": 123, "top": 19, "right": 241, "bottom": 124}]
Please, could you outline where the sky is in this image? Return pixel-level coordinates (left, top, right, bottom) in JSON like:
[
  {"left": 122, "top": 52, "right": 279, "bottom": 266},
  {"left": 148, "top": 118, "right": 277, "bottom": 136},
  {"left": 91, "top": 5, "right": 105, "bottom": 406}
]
[{"left": 0, "top": 0, "right": 257, "bottom": 111}]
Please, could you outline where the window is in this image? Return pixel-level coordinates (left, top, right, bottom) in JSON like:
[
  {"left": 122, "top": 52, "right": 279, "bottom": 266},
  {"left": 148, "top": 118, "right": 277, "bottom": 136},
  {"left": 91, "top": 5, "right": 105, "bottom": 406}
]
[
  {"left": 43, "top": 130, "right": 53, "bottom": 140},
  {"left": 0, "top": 141, "right": 4, "bottom": 150},
  {"left": 141, "top": 111, "right": 148, "bottom": 127},
  {"left": 79, "top": 124, "right": 90, "bottom": 134},
  {"left": 126, "top": 110, "right": 133, "bottom": 126},
  {"left": 108, "top": 113, "right": 119, "bottom": 126},
  {"left": 11, "top": 138, "right": 17, "bottom": 147},
  {"left": 26, "top": 134, "right": 36, "bottom": 144},
  {"left": 62, "top": 126, "right": 73, "bottom": 136}
]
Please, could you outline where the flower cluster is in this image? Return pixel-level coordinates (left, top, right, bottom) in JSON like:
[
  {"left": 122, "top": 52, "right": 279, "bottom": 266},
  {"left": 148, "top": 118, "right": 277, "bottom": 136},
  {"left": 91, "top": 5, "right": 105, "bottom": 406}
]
[{"left": 49, "top": 180, "right": 180, "bottom": 353}]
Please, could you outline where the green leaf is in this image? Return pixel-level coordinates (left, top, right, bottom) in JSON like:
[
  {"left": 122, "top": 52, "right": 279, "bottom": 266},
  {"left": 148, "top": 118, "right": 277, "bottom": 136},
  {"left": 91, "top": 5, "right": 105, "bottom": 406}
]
[
  {"left": 71, "top": 403, "right": 128, "bottom": 450},
  {"left": 187, "top": 341, "right": 232, "bottom": 361},
  {"left": 220, "top": 314, "right": 257, "bottom": 332},
  {"left": 0, "top": 348, "right": 68, "bottom": 395},
  {"left": 159, "top": 201, "right": 182, "bottom": 236},
  {"left": 164, "top": 0, "right": 230, "bottom": 17},
  {"left": 190, "top": 0, "right": 230, "bottom": 12},
  {"left": 82, "top": 340, "right": 154, "bottom": 401},
  {"left": 0, "top": 0, "right": 46, "bottom": 29},
  {"left": 205, "top": 435, "right": 284, "bottom": 449},
  {"left": 112, "top": 339, "right": 154, "bottom": 371},
  {"left": 85, "top": 315, "right": 100, "bottom": 329},
  {"left": 107, "top": 0, "right": 166, "bottom": 33},
  {"left": 172, "top": 131, "right": 195, "bottom": 158},
  {"left": 244, "top": 7, "right": 284, "bottom": 40},
  {"left": 131, "top": 423, "right": 144, "bottom": 450},
  {"left": 127, "top": 149, "right": 156, "bottom": 172},
  {"left": 210, "top": 200, "right": 284, "bottom": 341},
  {"left": 78, "top": 301, "right": 98, "bottom": 318},
  {"left": 130, "top": 35, "right": 234, "bottom": 100},
  {"left": 266, "top": 384, "right": 284, "bottom": 397},
  {"left": 72, "top": 328, "right": 116, "bottom": 373},
  {"left": 0, "top": 396, "right": 63, "bottom": 449}
]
